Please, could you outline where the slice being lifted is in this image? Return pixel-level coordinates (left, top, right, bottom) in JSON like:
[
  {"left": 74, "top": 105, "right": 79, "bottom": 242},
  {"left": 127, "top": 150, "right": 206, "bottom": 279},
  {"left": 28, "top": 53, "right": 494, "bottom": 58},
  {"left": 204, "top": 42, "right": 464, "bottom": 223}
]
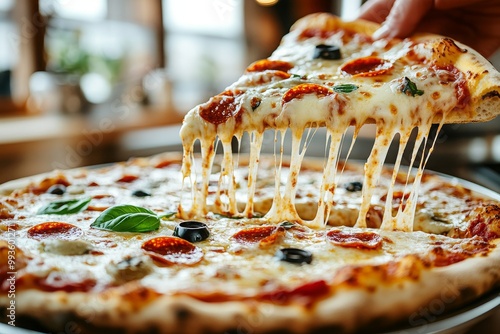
[{"left": 179, "top": 13, "right": 500, "bottom": 230}]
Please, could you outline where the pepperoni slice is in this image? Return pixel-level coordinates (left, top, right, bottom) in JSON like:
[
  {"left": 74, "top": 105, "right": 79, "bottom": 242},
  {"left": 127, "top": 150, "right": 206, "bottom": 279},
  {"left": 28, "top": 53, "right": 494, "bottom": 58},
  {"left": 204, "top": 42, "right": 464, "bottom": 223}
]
[
  {"left": 431, "top": 64, "right": 471, "bottom": 109},
  {"left": 246, "top": 70, "right": 292, "bottom": 87},
  {"left": 246, "top": 59, "right": 294, "bottom": 73},
  {"left": 27, "top": 222, "right": 84, "bottom": 241},
  {"left": 282, "top": 84, "right": 333, "bottom": 104},
  {"left": 269, "top": 70, "right": 292, "bottom": 80},
  {"left": 154, "top": 160, "right": 181, "bottom": 169},
  {"left": 340, "top": 57, "right": 393, "bottom": 77},
  {"left": 326, "top": 229, "right": 383, "bottom": 250},
  {"left": 199, "top": 94, "right": 239, "bottom": 125},
  {"left": 142, "top": 237, "right": 203, "bottom": 266},
  {"left": 232, "top": 226, "right": 285, "bottom": 247},
  {"left": 116, "top": 175, "right": 139, "bottom": 183},
  {"left": 298, "top": 28, "right": 336, "bottom": 40}
]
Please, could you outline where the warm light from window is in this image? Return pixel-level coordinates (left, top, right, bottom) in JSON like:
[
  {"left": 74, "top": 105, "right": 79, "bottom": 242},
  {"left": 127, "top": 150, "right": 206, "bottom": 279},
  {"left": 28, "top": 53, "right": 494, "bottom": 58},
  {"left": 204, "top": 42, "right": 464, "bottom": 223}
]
[
  {"left": 163, "top": 0, "right": 243, "bottom": 38},
  {"left": 256, "top": 0, "right": 279, "bottom": 6},
  {"left": 0, "top": 0, "right": 13, "bottom": 11}
]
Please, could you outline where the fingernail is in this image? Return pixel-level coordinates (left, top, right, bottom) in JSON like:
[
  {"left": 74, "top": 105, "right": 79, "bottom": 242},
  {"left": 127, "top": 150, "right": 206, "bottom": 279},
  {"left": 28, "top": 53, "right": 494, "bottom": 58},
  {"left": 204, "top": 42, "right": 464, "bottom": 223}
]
[{"left": 372, "top": 24, "right": 390, "bottom": 40}]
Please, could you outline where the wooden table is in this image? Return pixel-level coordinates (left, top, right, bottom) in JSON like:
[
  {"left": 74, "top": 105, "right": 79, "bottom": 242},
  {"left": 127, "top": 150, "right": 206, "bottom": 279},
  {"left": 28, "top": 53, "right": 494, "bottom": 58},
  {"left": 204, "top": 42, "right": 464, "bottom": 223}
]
[{"left": 0, "top": 107, "right": 183, "bottom": 183}]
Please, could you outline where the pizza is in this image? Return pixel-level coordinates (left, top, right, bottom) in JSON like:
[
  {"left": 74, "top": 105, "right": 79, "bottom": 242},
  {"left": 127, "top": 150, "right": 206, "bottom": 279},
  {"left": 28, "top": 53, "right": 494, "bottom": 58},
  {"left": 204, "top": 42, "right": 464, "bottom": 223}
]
[
  {"left": 1, "top": 154, "right": 500, "bottom": 333},
  {"left": 1, "top": 12, "right": 500, "bottom": 334}
]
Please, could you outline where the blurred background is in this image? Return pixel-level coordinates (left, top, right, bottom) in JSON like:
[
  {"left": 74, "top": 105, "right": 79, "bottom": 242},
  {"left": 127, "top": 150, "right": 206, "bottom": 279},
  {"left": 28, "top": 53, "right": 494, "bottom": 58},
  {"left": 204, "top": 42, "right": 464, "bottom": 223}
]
[{"left": 0, "top": 0, "right": 499, "bottom": 192}]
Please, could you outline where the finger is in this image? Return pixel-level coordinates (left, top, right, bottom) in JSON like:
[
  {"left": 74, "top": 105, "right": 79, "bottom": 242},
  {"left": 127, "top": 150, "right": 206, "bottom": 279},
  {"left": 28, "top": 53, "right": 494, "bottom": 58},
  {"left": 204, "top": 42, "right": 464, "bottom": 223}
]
[
  {"left": 470, "top": 38, "right": 500, "bottom": 58},
  {"left": 358, "top": 0, "right": 396, "bottom": 23},
  {"left": 373, "top": 0, "right": 434, "bottom": 39}
]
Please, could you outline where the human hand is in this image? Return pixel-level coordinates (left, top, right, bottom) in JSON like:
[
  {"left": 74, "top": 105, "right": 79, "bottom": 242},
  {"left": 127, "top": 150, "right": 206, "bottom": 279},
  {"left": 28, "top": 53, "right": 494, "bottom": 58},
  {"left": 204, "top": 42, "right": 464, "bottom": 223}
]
[{"left": 358, "top": 0, "right": 500, "bottom": 58}]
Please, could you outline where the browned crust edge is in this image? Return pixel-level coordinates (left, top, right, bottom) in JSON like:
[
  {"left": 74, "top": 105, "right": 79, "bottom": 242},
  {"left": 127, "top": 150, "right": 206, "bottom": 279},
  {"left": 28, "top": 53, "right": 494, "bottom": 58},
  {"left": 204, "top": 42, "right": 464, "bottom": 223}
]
[{"left": 1, "top": 244, "right": 500, "bottom": 334}]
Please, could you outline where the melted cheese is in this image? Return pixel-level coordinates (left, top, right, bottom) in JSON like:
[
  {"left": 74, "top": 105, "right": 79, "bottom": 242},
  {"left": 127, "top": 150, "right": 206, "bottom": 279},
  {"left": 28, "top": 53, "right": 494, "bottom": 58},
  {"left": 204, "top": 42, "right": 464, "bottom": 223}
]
[
  {"left": 1, "top": 157, "right": 497, "bottom": 299},
  {"left": 179, "top": 24, "right": 460, "bottom": 231}
]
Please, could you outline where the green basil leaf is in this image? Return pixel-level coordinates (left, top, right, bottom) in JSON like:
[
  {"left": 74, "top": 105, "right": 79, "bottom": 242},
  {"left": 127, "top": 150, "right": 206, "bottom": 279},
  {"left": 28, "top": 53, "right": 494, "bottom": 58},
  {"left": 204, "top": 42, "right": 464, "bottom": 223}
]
[
  {"left": 401, "top": 77, "right": 424, "bottom": 96},
  {"left": 333, "top": 84, "right": 358, "bottom": 93},
  {"left": 290, "top": 73, "right": 302, "bottom": 79},
  {"left": 91, "top": 205, "right": 159, "bottom": 232},
  {"left": 38, "top": 197, "right": 91, "bottom": 215},
  {"left": 93, "top": 213, "right": 159, "bottom": 232}
]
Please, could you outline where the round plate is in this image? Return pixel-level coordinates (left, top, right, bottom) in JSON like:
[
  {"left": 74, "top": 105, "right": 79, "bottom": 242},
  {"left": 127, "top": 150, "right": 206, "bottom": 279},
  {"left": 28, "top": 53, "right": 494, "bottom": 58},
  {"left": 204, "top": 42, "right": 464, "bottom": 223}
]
[{"left": 382, "top": 288, "right": 500, "bottom": 334}]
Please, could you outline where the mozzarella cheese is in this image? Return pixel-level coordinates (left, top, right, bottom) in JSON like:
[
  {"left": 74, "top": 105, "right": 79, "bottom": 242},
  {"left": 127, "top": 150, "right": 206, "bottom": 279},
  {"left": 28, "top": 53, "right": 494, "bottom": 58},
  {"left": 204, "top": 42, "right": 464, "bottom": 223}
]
[
  {"left": 179, "top": 21, "right": 463, "bottom": 231},
  {"left": 1, "top": 160, "right": 493, "bottom": 292}
]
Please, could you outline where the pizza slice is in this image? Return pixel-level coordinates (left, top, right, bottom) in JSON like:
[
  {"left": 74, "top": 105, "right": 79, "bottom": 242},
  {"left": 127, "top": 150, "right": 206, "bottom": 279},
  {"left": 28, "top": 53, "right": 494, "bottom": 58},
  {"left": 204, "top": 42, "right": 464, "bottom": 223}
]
[{"left": 179, "top": 13, "right": 500, "bottom": 231}]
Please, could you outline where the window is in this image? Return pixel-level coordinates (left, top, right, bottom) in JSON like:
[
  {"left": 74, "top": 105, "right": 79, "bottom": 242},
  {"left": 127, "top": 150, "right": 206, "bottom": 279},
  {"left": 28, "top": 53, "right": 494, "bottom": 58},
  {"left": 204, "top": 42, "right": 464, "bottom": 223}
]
[
  {"left": 38, "top": 0, "right": 158, "bottom": 107},
  {"left": 163, "top": 0, "right": 245, "bottom": 110},
  {"left": 0, "top": 0, "right": 16, "bottom": 100}
]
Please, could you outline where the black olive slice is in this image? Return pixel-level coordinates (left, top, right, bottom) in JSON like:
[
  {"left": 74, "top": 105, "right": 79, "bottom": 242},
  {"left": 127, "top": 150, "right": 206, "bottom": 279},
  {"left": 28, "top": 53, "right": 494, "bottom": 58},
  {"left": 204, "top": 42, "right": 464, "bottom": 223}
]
[
  {"left": 313, "top": 44, "right": 341, "bottom": 60},
  {"left": 47, "top": 184, "right": 66, "bottom": 195},
  {"left": 173, "top": 221, "right": 210, "bottom": 243},
  {"left": 132, "top": 190, "right": 151, "bottom": 197},
  {"left": 275, "top": 248, "right": 312, "bottom": 264},
  {"left": 345, "top": 181, "right": 363, "bottom": 192}
]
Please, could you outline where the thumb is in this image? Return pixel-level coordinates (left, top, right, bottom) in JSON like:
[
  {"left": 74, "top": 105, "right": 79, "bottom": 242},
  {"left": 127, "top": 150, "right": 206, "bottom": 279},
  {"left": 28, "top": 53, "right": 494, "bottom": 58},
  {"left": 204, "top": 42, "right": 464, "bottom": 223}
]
[{"left": 373, "top": 0, "right": 434, "bottom": 39}]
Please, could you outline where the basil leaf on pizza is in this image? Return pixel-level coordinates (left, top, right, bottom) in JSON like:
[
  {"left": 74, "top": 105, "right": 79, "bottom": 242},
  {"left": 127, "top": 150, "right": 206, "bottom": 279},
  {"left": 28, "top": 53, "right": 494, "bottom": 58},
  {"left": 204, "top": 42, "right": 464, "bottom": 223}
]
[
  {"left": 401, "top": 77, "right": 424, "bottom": 96},
  {"left": 91, "top": 205, "right": 160, "bottom": 232},
  {"left": 38, "top": 197, "right": 92, "bottom": 215},
  {"left": 332, "top": 83, "right": 358, "bottom": 93}
]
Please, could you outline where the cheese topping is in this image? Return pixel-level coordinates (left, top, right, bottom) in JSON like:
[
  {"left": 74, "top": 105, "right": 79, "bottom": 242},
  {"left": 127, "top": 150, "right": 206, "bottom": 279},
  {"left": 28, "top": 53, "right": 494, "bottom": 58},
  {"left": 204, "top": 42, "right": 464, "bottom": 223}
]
[
  {"left": 179, "top": 20, "right": 465, "bottom": 231},
  {"left": 0, "top": 155, "right": 497, "bottom": 300}
]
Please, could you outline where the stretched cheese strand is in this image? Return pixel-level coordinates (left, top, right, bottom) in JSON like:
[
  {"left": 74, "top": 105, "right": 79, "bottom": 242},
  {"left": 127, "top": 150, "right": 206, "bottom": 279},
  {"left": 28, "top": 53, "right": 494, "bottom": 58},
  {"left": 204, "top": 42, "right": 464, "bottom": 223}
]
[
  {"left": 309, "top": 127, "right": 345, "bottom": 228},
  {"left": 243, "top": 131, "right": 264, "bottom": 217},
  {"left": 380, "top": 128, "right": 412, "bottom": 230},
  {"left": 395, "top": 118, "right": 446, "bottom": 231},
  {"left": 355, "top": 126, "right": 394, "bottom": 228},
  {"left": 215, "top": 139, "right": 238, "bottom": 215},
  {"left": 266, "top": 129, "right": 304, "bottom": 223},
  {"left": 266, "top": 130, "right": 288, "bottom": 221}
]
